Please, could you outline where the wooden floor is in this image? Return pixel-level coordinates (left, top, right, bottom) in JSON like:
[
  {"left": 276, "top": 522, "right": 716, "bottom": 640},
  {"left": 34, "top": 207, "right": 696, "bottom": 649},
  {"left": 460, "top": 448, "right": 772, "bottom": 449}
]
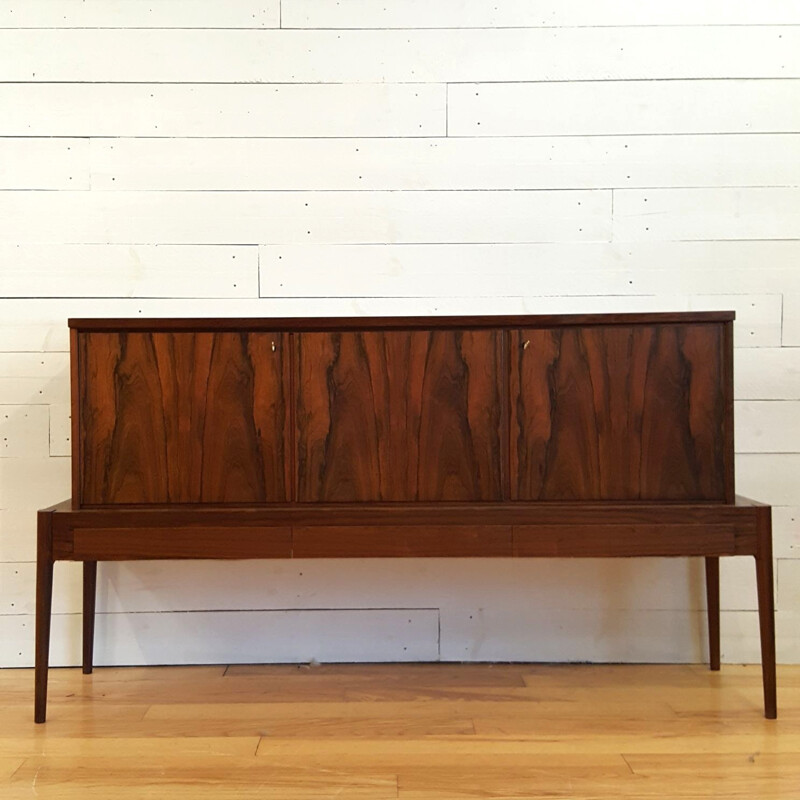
[{"left": 1, "top": 663, "right": 799, "bottom": 799}]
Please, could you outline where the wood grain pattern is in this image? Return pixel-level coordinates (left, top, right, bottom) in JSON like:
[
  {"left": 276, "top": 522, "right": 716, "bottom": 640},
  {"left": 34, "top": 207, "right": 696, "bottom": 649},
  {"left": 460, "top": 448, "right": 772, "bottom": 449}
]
[
  {"left": 511, "top": 524, "right": 737, "bottom": 558},
  {"left": 78, "top": 332, "right": 289, "bottom": 505},
  {"left": 11, "top": 664, "right": 799, "bottom": 799},
  {"left": 46, "top": 500, "right": 763, "bottom": 561},
  {"left": 295, "top": 330, "right": 504, "bottom": 501},
  {"left": 38, "top": 313, "right": 775, "bottom": 722},
  {"left": 71, "top": 526, "right": 292, "bottom": 560},
  {"left": 510, "top": 324, "right": 727, "bottom": 501},
  {"left": 293, "top": 525, "right": 512, "bottom": 558}
]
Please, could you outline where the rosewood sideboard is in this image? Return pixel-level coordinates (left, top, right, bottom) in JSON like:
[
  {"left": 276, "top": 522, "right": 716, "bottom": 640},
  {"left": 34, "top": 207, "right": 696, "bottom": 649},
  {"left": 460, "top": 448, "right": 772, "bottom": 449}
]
[{"left": 34, "top": 312, "right": 777, "bottom": 721}]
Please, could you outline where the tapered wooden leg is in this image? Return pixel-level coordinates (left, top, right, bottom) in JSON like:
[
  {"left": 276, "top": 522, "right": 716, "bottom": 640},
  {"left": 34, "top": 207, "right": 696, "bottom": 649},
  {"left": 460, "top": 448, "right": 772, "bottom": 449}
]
[
  {"left": 755, "top": 508, "right": 777, "bottom": 719},
  {"left": 83, "top": 561, "right": 98, "bottom": 675},
  {"left": 35, "top": 510, "right": 54, "bottom": 724},
  {"left": 704, "top": 556, "right": 721, "bottom": 671}
]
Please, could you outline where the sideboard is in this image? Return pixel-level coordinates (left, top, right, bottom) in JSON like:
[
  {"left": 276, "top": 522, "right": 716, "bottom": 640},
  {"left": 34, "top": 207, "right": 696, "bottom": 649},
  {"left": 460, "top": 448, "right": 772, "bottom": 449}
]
[{"left": 34, "top": 312, "right": 777, "bottom": 721}]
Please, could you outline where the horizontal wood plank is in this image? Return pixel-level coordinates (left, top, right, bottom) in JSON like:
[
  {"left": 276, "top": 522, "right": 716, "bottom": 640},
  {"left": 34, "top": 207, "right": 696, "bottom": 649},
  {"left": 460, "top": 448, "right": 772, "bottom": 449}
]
[
  {"left": 0, "top": 190, "right": 610, "bottom": 245},
  {"left": 783, "top": 294, "right": 800, "bottom": 346},
  {"left": 89, "top": 134, "right": 800, "bottom": 191},
  {"left": 737, "top": 454, "right": 800, "bottom": 506},
  {"left": 0, "top": 353, "right": 68, "bottom": 379},
  {"left": 282, "top": 0, "right": 800, "bottom": 28},
  {"left": 0, "top": 138, "right": 88, "bottom": 190},
  {"left": 449, "top": 80, "right": 800, "bottom": 136},
  {"left": 260, "top": 241, "right": 793, "bottom": 296},
  {"left": 736, "top": 348, "right": 800, "bottom": 400},
  {"left": 3, "top": 28, "right": 798, "bottom": 82},
  {"left": 614, "top": 188, "right": 800, "bottom": 241},
  {"left": 0, "top": 405, "right": 50, "bottom": 458},
  {"left": 735, "top": 401, "right": 800, "bottom": 453},
  {"left": 0, "top": 456, "right": 70, "bottom": 511},
  {"left": 9, "top": 757, "right": 398, "bottom": 798},
  {"left": 0, "top": 244, "right": 258, "bottom": 298},
  {"left": 0, "top": 83, "right": 445, "bottom": 137},
  {"left": 0, "top": 1, "right": 280, "bottom": 28},
  {"left": 0, "top": 609, "right": 441, "bottom": 668}
]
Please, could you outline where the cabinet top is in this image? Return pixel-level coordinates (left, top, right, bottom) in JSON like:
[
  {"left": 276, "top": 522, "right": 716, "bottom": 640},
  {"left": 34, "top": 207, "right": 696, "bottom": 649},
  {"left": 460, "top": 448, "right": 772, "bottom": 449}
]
[{"left": 69, "top": 311, "right": 734, "bottom": 332}]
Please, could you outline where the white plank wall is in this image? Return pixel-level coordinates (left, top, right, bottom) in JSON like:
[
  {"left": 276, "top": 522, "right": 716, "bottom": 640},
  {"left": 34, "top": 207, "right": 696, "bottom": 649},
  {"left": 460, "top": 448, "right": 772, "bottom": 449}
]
[{"left": 1, "top": 1, "right": 799, "bottom": 670}]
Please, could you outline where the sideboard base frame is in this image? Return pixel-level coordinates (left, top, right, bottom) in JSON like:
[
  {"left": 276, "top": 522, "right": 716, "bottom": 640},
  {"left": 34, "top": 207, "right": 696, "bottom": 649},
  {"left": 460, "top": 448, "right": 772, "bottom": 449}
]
[{"left": 35, "top": 496, "right": 776, "bottom": 722}]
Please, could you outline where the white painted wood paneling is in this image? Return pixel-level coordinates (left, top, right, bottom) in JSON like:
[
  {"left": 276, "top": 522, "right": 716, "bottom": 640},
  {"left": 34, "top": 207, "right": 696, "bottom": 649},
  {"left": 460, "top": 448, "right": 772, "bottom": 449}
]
[
  {"left": 0, "top": 377, "right": 68, "bottom": 405},
  {"left": 781, "top": 295, "right": 800, "bottom": 345},
  {"left": 282, "top": 0, "right": 800, "bottom": 28},
  {"left": 0, "top": 138, "right": 88, "bottom": 190},
  {"left": 0, "top": 609, "right": 440, "bottom": 668},
  {"left": 0, "top": 312, "right": 78, "bottom": 351},
  {"left": 0, "top": 190, "right": 611, "bottom": 244},
  {"left": 8, "top": 606, "right": 795, "bottom": 669},
  {"left": 4, "top": 28, "right": 799, "bottom": 83},
  {"left": 614, "top": 188, "right": 800, "bottom": 241},
  {"left": 735, "top": 348, "right": 800, "bottom": 400},
  {"left": 90, "top": 134, "right": 800, "bottom": 191},
  {"left": 0, "top": 405, "right": 50, "bottom": 458},
  {"left": 441, "top": 607, "right": 710, "bottom": 663},
  {"left": 0, "top": 244, "right": 258, "bottom": 297},
  {"left": 48, "top": 403, "right": 70, "bottom": 458},
  {"left": 0, "top": 353, "right": 68, "bottom": 379},
  {"left": 778, "top": 559, "right": 800, "bottom": 611},
  {"left": 773, "top": 508, "right": 800, "bottom": 559},
  {"left": 0, "top": 509, "right": 38, "bottom": 562},
  {"left": 1, "top": 2, "right": 797, "bottom": 669},
  {"left": 0, "top": 1, "right": 280, "bottom": 28},
  {"left": 449, "top": 80, "right": 800, "bottom": 136},
  {"left": 263, "top": 241, "right": 800, "bottom": 296},
  {"left": 736, "top": 454, "right": 800, "bottom": 506},
  {"left": 0, "top": 558, "right": 717, "bottom": 616},
  {"left": 0, "top": 561, "right": 81, "bottom": 615},
  {"left": 731, "top": 611, "right": 800, "bottom": 664},
  {"left": 736, "top": 401, "right": 800, "bottom": 453},
  {"left": 0, "top": 456, "right": 70, "bottom": 511},
  {"left": 261, "top": 241, "right": 781, "bottom": 296},
  {"left": 0, "top": 83, "right": 446, "bottom": 137},
  {"left": 719, "top": 558, "right": 759, "bottom": 612}
]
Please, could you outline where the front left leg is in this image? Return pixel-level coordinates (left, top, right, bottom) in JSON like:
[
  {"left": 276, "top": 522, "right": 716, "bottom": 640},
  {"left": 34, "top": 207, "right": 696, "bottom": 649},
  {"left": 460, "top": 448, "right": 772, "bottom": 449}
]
[{"left": 35, "top": 510, "right": 55, "bottom": 723}]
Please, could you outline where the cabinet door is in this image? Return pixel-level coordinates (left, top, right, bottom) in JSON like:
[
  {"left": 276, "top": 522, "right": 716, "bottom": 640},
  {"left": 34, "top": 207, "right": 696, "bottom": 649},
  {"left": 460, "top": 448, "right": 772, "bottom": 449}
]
[
  {"left": 295, "top": 330, "right": 505, "bottom": 501},
  {"left": 510, "top": 324, "right": 728, "bottom": 501},
  {"left": 78, "top": 331, "right": 289, "bottom": 504}
]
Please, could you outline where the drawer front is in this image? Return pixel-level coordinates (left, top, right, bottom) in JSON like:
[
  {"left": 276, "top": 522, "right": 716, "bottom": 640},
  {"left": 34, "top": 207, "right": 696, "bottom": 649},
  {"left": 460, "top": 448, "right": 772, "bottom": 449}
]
[
  {"left": 510, "top": 324, "right": 729, "bottom": 501},
  {"left": 295, "top": 329, "right": 505, "bottom": 501},
  {"left": 78, "top": 331, "right": 290, "bottom": 505}
]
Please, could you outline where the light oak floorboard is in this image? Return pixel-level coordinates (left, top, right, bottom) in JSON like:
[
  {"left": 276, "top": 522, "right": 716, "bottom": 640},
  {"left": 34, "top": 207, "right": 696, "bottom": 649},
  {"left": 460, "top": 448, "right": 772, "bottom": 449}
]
[{"left": 0, "top": 664, "right": 798, "bottom": 799}]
